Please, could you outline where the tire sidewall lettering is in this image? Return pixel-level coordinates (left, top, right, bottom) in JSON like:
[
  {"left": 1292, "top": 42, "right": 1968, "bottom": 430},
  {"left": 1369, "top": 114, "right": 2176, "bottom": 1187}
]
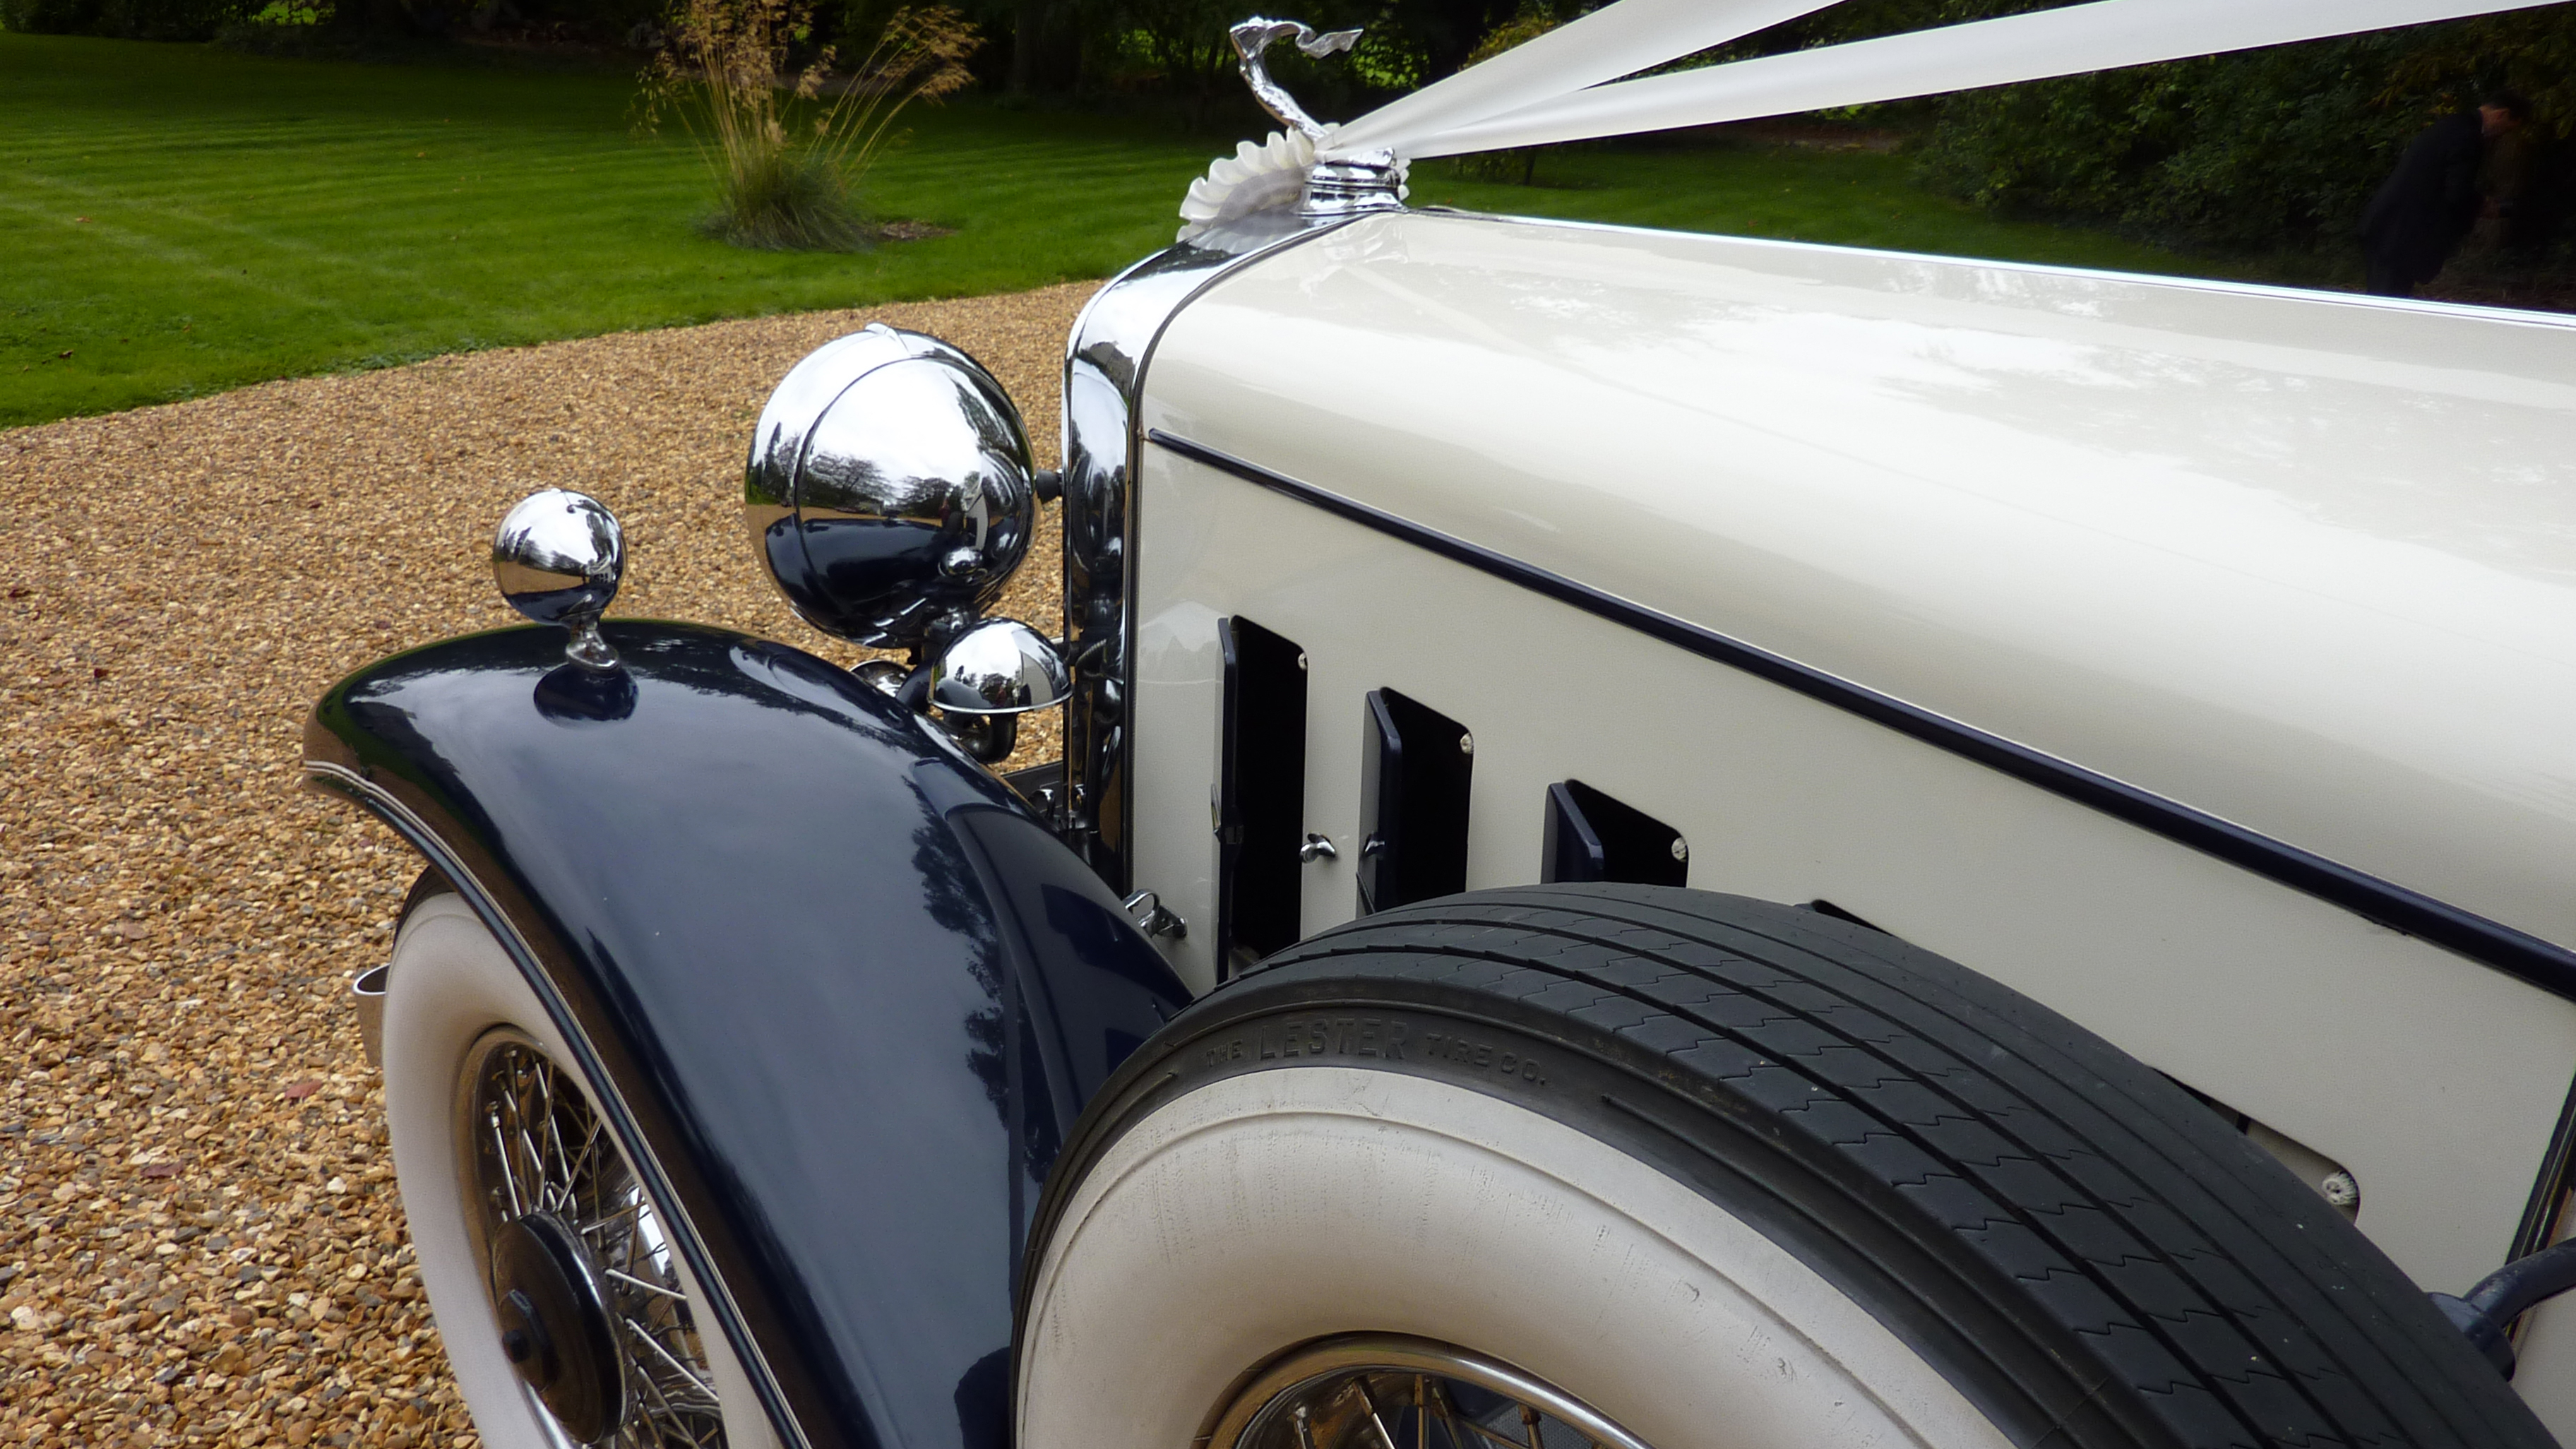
[{"left": 1184, "top": 1007, "right": 1553, "bottom": 1095}]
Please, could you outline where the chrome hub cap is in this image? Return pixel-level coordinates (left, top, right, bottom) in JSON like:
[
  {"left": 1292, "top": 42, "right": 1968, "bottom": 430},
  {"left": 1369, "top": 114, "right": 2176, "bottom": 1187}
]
[
  {"left": 491, "top": 1212, "right": 624, "bottom": 1441},
  {"left": 1205, "top": 1335, "right": 1653, "bottom": 1449},
  {"left": 463, "top": 1032, "right": 727, "bottom": 1447}
]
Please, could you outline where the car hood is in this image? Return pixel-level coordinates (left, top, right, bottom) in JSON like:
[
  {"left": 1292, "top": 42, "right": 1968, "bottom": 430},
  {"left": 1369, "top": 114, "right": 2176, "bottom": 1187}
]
[{"left": 1143, "top": 210, "right": 2576, "bottom": 953}]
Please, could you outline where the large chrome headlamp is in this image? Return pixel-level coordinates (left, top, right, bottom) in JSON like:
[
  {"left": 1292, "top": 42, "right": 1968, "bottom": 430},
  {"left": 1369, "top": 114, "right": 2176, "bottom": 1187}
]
[
  {"left": 746, "top": 325, "right": 1071, "bottom": 763},
  {"left": 746, "top": 324, "right": 1039, "bottom": 651}
]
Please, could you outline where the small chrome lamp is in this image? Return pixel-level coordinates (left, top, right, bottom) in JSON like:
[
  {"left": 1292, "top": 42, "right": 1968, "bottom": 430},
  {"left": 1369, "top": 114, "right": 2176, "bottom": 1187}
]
[
  {"left": 931, "top": 618, "right": 1074, "bottom": 717},
  {"left": 494, "top": 489, "right": 625, "bottom": 671}
]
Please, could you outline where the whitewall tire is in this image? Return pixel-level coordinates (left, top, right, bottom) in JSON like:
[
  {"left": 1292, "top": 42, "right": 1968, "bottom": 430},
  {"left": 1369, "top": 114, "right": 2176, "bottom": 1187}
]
[
  {"left": 1020, "top": 886, "right": 2555, "bottom": 1449},
  {"left": 382, "top": 886, "right": 779, "bottom": 1449},
  {"left": 1020, "top": 1064, "right": 2011, "bottom": 1449}
]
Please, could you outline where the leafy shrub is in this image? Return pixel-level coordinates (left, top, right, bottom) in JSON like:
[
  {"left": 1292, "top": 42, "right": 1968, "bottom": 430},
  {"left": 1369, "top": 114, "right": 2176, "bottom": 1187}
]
[
  {"left": 1883, "top": 6, "right": 2576, "bottom": 256},
  {"left": 1916, "top": 42, "right": 2383, "bottom": 251},
  {"left": 4, "top": 0, "right": 256, "bottom": 40},
  {"left": 0, "top": 0, "right": 102, "bottom": 34},
  {"left": 1915, "top": 32, "right": 2462, "bottom": 252},
  {"left": 1674, "top": 0, "right": 2576, "bottom": 262},
  {"left": 1445, "top": 1, "right": 1558, "bottom": 184}
]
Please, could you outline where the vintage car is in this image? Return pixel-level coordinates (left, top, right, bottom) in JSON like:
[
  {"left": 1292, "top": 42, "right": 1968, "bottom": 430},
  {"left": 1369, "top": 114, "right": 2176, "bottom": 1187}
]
[{"left": 302, "top": 6, "right": 2576, "bottom": 1449}]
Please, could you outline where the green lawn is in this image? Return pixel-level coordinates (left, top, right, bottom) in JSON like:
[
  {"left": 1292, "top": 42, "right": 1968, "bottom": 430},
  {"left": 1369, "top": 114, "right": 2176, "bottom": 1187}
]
[
  {"left": 0, "top": 33, "right": 1222, "bottom": 428},
  {"left": 1409, "top": 143, "right": 2210, "bottom": 279},
  {"left": 2, "top": 33, "right": 2211, "bottom": 429}
]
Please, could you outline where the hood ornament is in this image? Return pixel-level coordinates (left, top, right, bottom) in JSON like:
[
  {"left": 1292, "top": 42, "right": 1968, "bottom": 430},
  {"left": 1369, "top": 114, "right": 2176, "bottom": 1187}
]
[
  {"left": 1232, "top": 17, "right": 1358, "bottom": 141},
  {"left": 1178, "top": 16, "right": 1405, "bottom": 234}
]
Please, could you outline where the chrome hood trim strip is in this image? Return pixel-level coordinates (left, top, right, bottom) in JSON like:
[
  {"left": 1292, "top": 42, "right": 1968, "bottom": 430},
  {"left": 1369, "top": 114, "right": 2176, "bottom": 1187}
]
[{"left": 1058, "top": 211, "right": 1356, "bottom": 893}]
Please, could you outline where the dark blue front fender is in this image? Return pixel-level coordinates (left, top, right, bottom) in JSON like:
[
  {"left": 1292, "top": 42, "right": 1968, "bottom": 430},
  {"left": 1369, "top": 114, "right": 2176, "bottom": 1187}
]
[{"left": 303, "top": 620, "right": 1187, "bottom": 1449}]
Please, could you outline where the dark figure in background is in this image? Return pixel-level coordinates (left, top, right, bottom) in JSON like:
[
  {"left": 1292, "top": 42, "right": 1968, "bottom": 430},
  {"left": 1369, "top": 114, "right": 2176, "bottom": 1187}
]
[
  {"left": 2361, "top": 93, "right": 2531, "bottom": 297},
  {"left": 2480, "top": 113, "right": 2548, "bottom": 251}
]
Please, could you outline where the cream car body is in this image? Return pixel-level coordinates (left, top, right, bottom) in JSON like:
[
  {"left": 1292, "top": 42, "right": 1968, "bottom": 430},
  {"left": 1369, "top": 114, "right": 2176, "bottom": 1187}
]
[{"left": 1068, "top": 209, "right": 2576, "bottom": 1436}]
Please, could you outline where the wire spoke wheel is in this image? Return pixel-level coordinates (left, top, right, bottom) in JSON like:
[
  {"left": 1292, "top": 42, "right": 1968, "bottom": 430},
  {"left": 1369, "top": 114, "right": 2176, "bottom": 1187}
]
[
  {"left": 1209, "top": 1337, "right": 1651, "bottom": 1449},
  {"left": 460, "top": 1031, "right": 726, "bottom": 1448}
]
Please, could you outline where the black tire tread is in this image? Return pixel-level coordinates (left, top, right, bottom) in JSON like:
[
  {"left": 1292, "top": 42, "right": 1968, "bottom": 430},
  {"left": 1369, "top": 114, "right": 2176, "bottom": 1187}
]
[{"left": 1248, "top": 886, "right": 2546, "bottom": 1449}]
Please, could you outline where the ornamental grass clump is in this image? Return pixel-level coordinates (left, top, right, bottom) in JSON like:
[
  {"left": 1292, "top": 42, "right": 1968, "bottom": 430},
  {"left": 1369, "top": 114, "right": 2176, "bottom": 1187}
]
[{"left": 643, "top": 0, "right": 978, "bottom": 251}]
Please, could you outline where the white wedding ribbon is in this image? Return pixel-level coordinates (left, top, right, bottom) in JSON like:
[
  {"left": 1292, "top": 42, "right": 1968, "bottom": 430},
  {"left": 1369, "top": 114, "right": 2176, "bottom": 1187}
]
[
  {"left": 1320, "top": 0, "right": 2565, "bottom": 163},
  {"left": 1326, "top": 0, "right": 1842, "bottom": 155}
]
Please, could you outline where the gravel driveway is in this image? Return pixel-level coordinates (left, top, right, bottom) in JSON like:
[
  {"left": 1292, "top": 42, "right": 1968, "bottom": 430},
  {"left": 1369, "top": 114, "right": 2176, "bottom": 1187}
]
[{"left": 0, "top": 281, "right": 1096, "bottom": 1448}]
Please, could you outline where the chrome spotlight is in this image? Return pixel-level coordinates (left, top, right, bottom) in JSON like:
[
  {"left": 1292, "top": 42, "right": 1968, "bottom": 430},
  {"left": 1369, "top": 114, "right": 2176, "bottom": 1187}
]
[
  {"left": 494, "top": 489, "right": 624, "bottom": 671},
  {"left": 931, "top": 619, "right": 1072, "bottom": 717},
  {"left": 745, "top": 325, "right": 1037, "bottom": 650},
  {"left": 926, "top": 618, "right": 1071, "bottom": 765}
]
